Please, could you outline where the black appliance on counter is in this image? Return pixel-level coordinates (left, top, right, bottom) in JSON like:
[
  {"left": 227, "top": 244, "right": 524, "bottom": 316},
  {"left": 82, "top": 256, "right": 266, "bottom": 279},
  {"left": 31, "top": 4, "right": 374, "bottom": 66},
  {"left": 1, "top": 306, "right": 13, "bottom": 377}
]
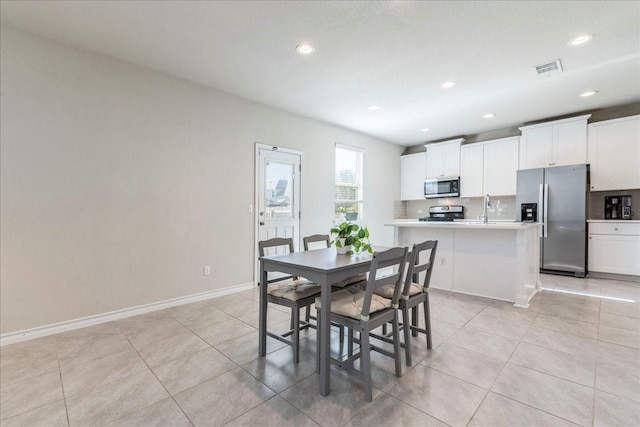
[
  {"left": 419, "top": 205, "right": 464, "bottom": 221},
  {"left": 521, "top": 203, "right": 538, "bottom": 222},
  {"left": 605, "top": 195, "right": 633, "bottom": 220}
]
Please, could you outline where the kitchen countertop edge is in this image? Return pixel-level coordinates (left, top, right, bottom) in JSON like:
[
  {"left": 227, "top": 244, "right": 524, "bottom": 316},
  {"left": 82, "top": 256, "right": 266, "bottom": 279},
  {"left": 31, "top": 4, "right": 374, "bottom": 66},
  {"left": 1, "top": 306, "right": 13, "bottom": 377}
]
[{"left": 385, "top": 220, "right": 542, "bottom": 230}]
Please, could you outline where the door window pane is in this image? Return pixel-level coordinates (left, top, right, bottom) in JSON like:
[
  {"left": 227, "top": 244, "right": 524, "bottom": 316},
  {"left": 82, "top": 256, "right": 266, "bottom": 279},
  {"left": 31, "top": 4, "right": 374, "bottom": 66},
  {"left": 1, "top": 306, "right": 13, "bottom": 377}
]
[{"left": 265, "top": 160, "right": 293, "bottom": 219}]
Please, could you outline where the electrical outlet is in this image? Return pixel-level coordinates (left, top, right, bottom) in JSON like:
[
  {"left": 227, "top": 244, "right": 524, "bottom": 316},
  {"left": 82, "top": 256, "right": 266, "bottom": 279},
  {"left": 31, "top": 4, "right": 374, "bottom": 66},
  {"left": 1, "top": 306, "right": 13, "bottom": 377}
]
[{"left": 203, "top": 265, "right": 211, "bottom": 276}]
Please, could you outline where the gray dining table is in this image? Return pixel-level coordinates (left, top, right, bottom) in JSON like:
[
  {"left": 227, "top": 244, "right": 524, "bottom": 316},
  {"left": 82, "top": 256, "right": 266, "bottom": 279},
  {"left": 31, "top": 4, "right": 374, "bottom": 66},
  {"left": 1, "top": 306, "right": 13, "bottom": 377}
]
[{"left": 258, "top": 246, "right": 380, "bottom": 396}]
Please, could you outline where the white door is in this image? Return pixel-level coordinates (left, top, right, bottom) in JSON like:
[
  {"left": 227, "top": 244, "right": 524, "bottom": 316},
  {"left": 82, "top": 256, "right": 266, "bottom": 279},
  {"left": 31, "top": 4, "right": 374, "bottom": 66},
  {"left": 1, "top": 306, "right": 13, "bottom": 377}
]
[{"left": 255, "top": 144, "right": 302, "bottom": 281}]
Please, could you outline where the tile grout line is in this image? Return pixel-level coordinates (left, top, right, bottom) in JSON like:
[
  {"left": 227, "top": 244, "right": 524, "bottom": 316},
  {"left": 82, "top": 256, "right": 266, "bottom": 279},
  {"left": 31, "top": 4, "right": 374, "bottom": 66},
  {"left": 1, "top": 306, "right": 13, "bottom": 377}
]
[
  {"left": 122, "top": 333, "right": 197, "bottom": 427},
  {"left": 54, "top": 339, "right": 73, "bottom": 427}
]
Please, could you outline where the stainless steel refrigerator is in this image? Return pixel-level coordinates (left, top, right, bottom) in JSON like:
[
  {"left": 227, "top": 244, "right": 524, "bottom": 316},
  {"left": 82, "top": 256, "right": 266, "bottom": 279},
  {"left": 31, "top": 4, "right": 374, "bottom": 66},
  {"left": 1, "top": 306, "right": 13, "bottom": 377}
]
[{"left": 516, "top": 164, "right": 588, "bottom": 277}]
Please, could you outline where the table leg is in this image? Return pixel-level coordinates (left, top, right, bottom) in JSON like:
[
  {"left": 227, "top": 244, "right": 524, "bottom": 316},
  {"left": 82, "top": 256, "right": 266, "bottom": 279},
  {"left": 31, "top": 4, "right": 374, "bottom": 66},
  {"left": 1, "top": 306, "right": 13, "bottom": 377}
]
[
  {"left": 258, "top": 260, "right": 268, "bottom": 357},
  {"left": 319, "top": 281, "right": 331, "bottom": 395}
]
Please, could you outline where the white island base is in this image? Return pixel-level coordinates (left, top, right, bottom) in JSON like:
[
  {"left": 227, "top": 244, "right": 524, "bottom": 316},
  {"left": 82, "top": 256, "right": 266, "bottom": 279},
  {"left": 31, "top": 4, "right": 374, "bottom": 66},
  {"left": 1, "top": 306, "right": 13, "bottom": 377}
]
[{"left": 387, "top": 222, "right": 542, "bottom": 308}]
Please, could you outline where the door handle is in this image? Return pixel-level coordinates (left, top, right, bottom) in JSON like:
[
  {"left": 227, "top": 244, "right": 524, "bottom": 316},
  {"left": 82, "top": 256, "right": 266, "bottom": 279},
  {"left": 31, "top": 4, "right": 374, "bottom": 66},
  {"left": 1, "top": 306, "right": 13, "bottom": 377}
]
[
  {"left": 543, "top": 183, "right": 549, "bottom": 238},
  {"left": 259, "top": 221, "right": 265, "bottom": 226}
]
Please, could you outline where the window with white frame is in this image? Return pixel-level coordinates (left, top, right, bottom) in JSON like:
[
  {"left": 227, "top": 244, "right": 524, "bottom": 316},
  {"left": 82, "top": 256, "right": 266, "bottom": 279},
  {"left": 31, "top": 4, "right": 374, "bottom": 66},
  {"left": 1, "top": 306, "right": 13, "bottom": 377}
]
[{"left": 335, "top": 144, "right": 364, "bottom": 221}]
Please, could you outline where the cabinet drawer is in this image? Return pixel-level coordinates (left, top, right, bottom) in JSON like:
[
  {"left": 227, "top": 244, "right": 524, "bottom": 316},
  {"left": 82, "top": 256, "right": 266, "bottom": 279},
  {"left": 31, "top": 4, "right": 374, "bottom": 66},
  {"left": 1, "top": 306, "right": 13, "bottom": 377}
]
[{"left": 589, "top": 222, "right": 640, "bottom": 236}]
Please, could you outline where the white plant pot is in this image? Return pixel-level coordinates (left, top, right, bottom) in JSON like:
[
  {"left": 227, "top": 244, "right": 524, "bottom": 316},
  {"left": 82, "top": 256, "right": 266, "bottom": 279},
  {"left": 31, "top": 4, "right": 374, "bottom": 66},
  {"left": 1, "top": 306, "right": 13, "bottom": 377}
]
[{"left": 336, "top": 238, "right": 352, "bottom": 255}]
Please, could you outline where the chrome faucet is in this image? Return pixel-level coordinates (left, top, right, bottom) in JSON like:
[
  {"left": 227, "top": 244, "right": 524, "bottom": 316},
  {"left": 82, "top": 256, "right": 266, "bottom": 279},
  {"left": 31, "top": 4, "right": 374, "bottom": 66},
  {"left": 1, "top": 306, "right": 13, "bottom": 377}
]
[{"left": 479, "top": 194, "right": 491, "bottom": 224}]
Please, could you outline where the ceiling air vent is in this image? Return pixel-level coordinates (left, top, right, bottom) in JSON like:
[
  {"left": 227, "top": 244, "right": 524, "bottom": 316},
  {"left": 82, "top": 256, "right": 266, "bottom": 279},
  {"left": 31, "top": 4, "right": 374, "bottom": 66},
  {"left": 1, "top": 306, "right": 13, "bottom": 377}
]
[{"left": 534, "top": 59, "right": 563, "bottom": 78}]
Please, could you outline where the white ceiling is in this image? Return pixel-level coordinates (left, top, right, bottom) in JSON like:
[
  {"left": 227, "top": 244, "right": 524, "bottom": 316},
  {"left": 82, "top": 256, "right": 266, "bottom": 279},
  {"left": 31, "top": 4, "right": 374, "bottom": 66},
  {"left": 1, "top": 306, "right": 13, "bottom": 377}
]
[{"left": 1, "top": 1, "right": 639, "bottom": 146}]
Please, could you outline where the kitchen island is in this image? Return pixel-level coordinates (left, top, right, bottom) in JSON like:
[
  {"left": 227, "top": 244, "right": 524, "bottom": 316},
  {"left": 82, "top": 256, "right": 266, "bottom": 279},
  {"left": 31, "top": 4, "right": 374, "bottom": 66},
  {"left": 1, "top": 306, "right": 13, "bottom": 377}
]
[{"left": 386, "top": 221, "right": 542, "bottom": 307}]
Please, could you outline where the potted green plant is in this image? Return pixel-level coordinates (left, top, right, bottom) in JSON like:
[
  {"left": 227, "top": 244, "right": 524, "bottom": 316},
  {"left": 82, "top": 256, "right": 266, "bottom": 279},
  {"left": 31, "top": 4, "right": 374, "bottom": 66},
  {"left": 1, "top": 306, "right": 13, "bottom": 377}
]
[{"left": 330, "top": 221, "right": 373, "bottom": 255}]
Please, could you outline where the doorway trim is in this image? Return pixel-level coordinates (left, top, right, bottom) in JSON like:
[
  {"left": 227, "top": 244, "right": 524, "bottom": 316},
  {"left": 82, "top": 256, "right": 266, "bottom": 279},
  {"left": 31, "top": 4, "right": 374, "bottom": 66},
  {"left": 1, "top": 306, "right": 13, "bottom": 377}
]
[{"left": 254, "top": 143, "right": 304, "bottom": 285}]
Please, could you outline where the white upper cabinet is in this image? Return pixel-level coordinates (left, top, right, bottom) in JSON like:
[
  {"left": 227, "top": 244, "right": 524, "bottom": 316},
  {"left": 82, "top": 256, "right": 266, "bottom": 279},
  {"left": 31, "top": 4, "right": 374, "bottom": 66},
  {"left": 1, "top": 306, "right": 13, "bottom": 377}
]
[
  {"left": 588, "top": 115, "right": 640, "bottom": 191},
  {"left": 518, "top": 115, "right": 590, "bottom": 169},
  {"left": 484, "top": 137, "right": 520, "bottom": 196},
  {"left": 460, "top": 137, "right": 519, "bottom": 197},
  {"left": 425, "top": 138, "right": 463, "bottom": 178},
  {"left": 459, "top": 144, "right": 484, "bottom": 197},
  {"left": 400, "top": 152, "right": 427, "bottom": 200}
]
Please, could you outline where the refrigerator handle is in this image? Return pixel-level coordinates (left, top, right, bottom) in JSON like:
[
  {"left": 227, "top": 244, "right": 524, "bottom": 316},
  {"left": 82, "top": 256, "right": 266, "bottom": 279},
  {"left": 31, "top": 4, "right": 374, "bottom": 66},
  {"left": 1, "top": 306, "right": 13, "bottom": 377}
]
[
  {"left": 538, "top": 184, "right": 544, "bottom": 238},
  {"left": 543, "top": 183, "right": 549, "bottom": 238}
]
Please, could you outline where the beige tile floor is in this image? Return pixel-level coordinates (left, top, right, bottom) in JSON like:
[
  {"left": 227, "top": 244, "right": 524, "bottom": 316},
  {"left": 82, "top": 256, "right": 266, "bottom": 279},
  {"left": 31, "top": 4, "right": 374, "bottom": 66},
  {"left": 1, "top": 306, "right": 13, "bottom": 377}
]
[{"left": 1, "top": 274, "right": 639, "bottom": 426}]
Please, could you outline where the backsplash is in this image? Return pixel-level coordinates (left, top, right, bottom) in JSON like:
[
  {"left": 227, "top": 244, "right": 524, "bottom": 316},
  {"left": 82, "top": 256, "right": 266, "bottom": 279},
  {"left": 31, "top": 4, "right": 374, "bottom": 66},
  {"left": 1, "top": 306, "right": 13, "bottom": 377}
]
[
  {"left": 395, "top": 196, "right": 517, "bottom": 221},
  {"left": 394, "top": 189, "right": 640, "bottom": 221},
  {"left": 589, "top": 189, "right": 640, "bottom": 220}
]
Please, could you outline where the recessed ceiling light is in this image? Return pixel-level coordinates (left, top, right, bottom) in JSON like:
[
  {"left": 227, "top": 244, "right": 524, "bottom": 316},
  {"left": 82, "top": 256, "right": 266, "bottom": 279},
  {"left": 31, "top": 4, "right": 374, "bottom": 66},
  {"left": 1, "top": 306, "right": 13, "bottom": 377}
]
[
  {"left": 296, "top": 44, "right": 315, "bottom": 55},
  {"left": 483, "top": 113, "right": 495, "bottom": 119},
  {"left": 580, "top": 90, "right": 598, "bottom": 97},
  {"left": 568, "top": 34, "right": 593, "bottom": 46},
  {"left": 441, "top": 81, "right": 456, "bottom": 89},
  {"left": 421, "top": 128, "right": 430, "bottom": 132},
  {"left": 368, "top": 105, "right": 381, "bottom": 111}
]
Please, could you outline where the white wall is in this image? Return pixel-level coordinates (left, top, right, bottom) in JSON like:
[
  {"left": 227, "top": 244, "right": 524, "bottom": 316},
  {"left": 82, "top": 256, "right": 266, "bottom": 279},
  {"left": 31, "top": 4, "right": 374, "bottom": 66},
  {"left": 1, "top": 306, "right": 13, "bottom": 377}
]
[{"left": 0, "top": 26, "right": 403, "bottom": 335}]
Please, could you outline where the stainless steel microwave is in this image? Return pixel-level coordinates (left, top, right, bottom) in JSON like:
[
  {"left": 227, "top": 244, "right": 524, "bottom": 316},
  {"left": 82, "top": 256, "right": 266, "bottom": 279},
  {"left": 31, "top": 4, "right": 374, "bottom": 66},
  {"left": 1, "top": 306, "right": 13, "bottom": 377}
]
[{"left": 424, "top": 177, "right": 460, "bottom": 198}]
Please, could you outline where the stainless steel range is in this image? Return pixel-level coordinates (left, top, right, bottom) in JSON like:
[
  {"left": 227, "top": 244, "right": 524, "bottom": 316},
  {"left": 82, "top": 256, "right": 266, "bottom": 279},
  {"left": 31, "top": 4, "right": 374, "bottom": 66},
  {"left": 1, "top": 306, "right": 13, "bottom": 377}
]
[{"left": 419, "top": 205, "right": 464, "bottom": 222}]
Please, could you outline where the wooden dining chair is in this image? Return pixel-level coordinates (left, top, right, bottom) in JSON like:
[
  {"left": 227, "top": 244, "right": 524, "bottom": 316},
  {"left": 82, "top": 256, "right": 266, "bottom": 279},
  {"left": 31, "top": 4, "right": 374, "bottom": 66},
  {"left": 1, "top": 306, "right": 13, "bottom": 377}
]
[
  {"left": 373, "top": 240, "right": 438, "bottom": 365},
  {"left": 315, "top": 246, "right": 408, "bottom": 401},
  {"left": 400, "top": 240, "right": 438, "bottom": 364},
  {"left": 258, "top": 237, "right": 321, "bottom": 363}
]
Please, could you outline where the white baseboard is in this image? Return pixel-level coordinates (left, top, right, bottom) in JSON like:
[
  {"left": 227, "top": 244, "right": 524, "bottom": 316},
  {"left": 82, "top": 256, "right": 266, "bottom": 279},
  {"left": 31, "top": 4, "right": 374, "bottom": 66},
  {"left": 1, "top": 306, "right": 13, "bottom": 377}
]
[{"left": 0, "top": 282, "right": 256, "bottom": 347}]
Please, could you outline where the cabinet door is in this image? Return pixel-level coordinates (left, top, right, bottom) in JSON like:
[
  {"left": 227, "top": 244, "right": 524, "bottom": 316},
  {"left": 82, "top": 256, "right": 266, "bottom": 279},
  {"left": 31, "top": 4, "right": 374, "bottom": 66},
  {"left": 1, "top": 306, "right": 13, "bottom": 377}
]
[
  {"left": 555, "top": 120, "right": 587, "bottom": 167},
  {"left": 484, "top": 137, "right": 519, "bottom": 196},
  {"left": 425, "top": 145, "right": 445, "bottom": 178},
  {"left": 588, "top": 234, "right": 640, "bottom": 275},
  {"left": 588, "top": 116, "right": 640, "bottom": 191},
  {"left": 400, "top": 153, "right": 426, "bottom": 200},
  {"left": 443, "top": 141, "right": 461, "bottom": 177},
  {"left": 460, "top": 144, "right": 484, "bottom": 197},
  {"left": 520, "top": 126, "right": 553, "bottom": 169}
]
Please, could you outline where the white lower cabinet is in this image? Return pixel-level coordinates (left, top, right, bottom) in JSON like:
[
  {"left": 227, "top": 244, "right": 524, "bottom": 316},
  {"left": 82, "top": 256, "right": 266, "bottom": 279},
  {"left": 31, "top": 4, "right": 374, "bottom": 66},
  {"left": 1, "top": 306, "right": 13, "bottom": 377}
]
[{"left": 588, "top": 222, "right": 640, "bottom": 276}]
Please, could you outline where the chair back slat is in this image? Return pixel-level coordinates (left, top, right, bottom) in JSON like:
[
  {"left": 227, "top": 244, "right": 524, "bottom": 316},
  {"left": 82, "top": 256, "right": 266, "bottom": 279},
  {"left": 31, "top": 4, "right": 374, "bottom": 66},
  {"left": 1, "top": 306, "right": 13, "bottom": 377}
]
[
  {"left": 403, "top": 240, "right": 438, "bottom": 295},
  {"left": 303, "top": 234, "right": 330, "bottom": 251},
  {"left": 259, "top": 237, "right": 297, "bottom": 281},
  {"left": 259, "top": 237, "right": 294, "bottom": 257}
]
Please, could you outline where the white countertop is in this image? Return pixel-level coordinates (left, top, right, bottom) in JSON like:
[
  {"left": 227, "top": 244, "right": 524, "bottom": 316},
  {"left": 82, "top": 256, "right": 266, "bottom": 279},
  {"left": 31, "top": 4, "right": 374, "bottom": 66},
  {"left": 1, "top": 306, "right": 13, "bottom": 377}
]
[
  {"left": 587, "top": 219, "right": 640, "bottom": 223},
  {"left": 385, "top": 220, "right": 542, "bottom": 230}
]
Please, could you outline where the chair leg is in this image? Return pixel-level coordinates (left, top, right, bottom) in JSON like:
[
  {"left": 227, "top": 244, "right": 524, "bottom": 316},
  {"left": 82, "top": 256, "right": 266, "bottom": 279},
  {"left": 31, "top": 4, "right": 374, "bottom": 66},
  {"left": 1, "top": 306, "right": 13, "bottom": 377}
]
[
  {"left": 411, "top": 306, "right": 419, "bottom": 337},
  {"left": 315, "top": 311, "right": 321, "bottom": 373},
  {"left": 360, "top": 328, "right": 373, "bottom": 402},
  {"left": 348, "top": 328, "right": 354, "bottom": 357},
  {"left": 424, "top": 296, "right": 432, "bottom": 349},
  {"left": 392, "top": 313, "right": 403, "bottom": 377},
  {"left": 402, "top": 306, "right": 413, "bottom": 366},
  {"left": 305, "top": 305, "right": 311, "bottom": 324},
  {"left": 293, "top": 306, "right": 300, "bottom": 363}
]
